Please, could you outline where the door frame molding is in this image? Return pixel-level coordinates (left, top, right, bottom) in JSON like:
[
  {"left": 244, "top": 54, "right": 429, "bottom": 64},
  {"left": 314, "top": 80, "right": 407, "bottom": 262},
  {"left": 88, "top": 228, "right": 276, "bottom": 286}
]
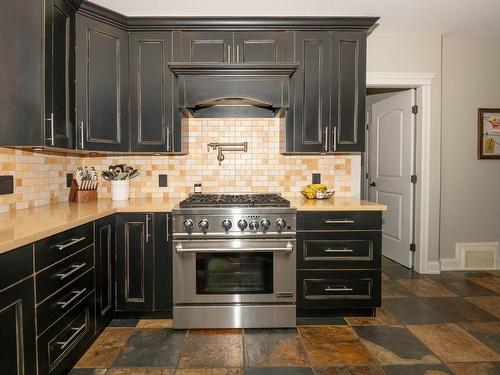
[{"left": 366, "top": 72, "right": 436, "bottom": 274}]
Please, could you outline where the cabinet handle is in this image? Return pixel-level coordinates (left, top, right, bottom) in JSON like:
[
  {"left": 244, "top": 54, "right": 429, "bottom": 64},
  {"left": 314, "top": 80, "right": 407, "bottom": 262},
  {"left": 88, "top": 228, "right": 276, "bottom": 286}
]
[
  {"left": 56, "top": 263, "right": 87, "bottom": 280},
  {"left": 57, "top": 288, "right": 87, "bottom": 309},
  {"left": 228, "top": 45, "right": 231, "bottom": 63},
  {"left": 323, "top": 126, "right": 328, "bottom": 151},
  {"left": 80, "top": 121, "right": 85, "bottom": 149},
  {"left": 53, "top": 237, "right": 86, "bottom": 251},
  {"left": 166, "top": 214, "right": 169, "bottom": 239},
  {"left": 166, "top": 126, "right": 171, "bottom": 152},
  {"left": 145, "top": 214, "right": 151, "bottom": 243},
  {"left": 324, "top": 248, "right": 354, "bottom": 253},
  {"left": 45, "top": 113, "right": 55, "bottom": 146},
  {"left": 324, "top": 286, "right": 353, "bottom": 292},
  {"left": 324, "top": 219, "right": 354, "bottom": 224},
  {"left": 56, "top": 323, "right": 86, "bottom": 350},
  {"left": 236, "top": 45, "right": 240, "bottom": 63},
  {"left": 333, "top": 126, "right": 337, "bottom": 151}
]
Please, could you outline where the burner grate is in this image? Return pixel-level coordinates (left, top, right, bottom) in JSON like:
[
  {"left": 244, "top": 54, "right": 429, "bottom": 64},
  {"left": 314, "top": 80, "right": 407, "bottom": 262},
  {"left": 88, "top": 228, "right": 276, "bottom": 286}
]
[{"left": 179, "top": 193, "right": 290, "bottom": 208}]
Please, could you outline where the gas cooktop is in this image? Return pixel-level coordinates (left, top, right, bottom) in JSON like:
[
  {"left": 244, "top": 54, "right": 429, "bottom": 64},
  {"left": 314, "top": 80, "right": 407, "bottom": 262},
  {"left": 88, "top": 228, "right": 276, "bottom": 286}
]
[{"left": 178, "top": 193, "right": 290, "bottom": 208}]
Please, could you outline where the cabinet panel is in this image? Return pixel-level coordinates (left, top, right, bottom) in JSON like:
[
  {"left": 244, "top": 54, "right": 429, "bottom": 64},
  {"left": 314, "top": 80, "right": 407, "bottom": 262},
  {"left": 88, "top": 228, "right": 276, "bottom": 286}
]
[
  {"left": 95, "top": 215, "right": 115, "bottom": 331},
  {"left": 331, "top": 32, "right": 366, "bottom": 152},
  {"left": 116, "top": 214, "right": 154, "bottom": 311},
  {"left": 0, "top": 245, "right": 33, "bottom": 291},
  {"left": 177, "top": 31, "right": 233, "bottom": 62},
  {"left": 234, "top": 31, "right": 292, "bottom": 63},
  {"left": 0, "top": 278, "right": 36, "bottom": 375},
  {"left": 76, "top": 15, "right": 129, "bottom": 151},
  {"left": 130, "top": 32, "right": 175, "bottom": 152},
  {"left": 297, "top": 211, "right": 381, "bottom": 231},
  {"left": 291, "top": 32, "right": 330, "bottom": 152},
  {"left": 154, "top": 213, "right": 172, "bottom": 311}
]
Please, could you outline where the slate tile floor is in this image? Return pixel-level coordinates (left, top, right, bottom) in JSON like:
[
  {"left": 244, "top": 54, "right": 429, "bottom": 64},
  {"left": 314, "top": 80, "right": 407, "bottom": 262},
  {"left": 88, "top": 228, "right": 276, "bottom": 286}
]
[{"left": 71, "top": 258, "right": 500, "bottom": 374}]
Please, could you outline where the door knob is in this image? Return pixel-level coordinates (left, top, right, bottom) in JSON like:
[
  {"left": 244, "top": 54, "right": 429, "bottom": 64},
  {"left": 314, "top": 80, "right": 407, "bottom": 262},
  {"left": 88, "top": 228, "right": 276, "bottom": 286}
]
[{"left": 370, "top": 182, "right": 376, "bottom": 187}]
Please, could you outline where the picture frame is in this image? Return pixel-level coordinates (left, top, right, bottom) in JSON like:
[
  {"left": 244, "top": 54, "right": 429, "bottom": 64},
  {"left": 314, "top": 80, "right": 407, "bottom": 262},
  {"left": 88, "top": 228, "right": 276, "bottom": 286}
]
[{"left": 478, "top": 108, "right": 500, "bottom": 159}]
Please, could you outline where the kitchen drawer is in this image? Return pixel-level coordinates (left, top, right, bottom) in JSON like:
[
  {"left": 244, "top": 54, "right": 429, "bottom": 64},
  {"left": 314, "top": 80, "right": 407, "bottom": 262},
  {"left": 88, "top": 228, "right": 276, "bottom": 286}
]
[
  {"left": 297, "top": 211, "right": 381, "bottom": 231},
  {"left": 0, "top": 244, "right": 33, "bottom": 290},
  {"left": 37, "top": 292, "right": 95, "bottom": 375},
  {"left": 37, "top": 269, "right": 94, "bottom": 335},
  {"left": 297, "top": 270, "right": 381, "bottom": 309},
  {"left": 35, "top": 223, "right": 94, "bottom": 271},
  {"left": 36, "top": 245, "right": 94, "bottom": 303},
  {"left": 297, "top": 231, "right": 381, "bottom": 269}
]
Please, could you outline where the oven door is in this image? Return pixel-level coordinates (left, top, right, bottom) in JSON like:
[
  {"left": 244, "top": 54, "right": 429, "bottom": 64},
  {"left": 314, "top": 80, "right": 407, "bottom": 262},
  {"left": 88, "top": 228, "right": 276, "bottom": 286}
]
[{"left": 173, "top": 238, "right": 296, "bottom": 304}]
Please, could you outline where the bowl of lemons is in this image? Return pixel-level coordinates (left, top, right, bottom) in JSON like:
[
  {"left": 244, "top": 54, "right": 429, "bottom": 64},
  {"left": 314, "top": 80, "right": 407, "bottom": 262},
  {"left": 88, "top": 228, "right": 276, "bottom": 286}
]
[{"left": 301, "top": 184, "right": 335, "bottom": 199}]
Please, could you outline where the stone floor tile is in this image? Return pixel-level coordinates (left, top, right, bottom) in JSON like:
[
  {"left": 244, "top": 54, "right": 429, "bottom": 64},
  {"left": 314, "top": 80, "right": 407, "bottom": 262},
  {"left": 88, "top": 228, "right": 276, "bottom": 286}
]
[
  {"left": 382, "top": 364, "right": 453, "bottom": 375},
  {"left": 446, "top": 362, "right": 500, "bottom": 375},
  {"left": 382, "top": 279, "right": 413, "bottom": 298},
  {"left": 108, "top": 319, "right": 139, "bottom": 328},
  {"left": 178, "top": 329, "right": 243, "bottom": 368},
  {"left": 468, "top": 276, "right": 500, "bottom": 294},
  {"left": 298, "top": 326, "right": 375, "bottom": 366},
  {"left": 459, "top": 322, "right": 500, "bottom": 354},
  {"left": 432, "top": 277, "right": 496, "bottom": 297},
  {"left": 244, "top": 328, "right": 308, "bottom": 367},
  {"left": 174, "top": 369, "right": 243, "bottom": 375},
  {"left": 136, "top": 319, "right": 173, "bottom": 329},
  {"left": 407, "top": 323, "right": 500, "bottom": 363},
  {"left": 245, "top": 368, "right": 314, "bottom": 375},
  {"left": 396, "top": 279, "right": 456, "bottom": 297},
  {"left": 105, "top": 369, "right": 175, "bottom": 374},
  {"left": 296, "top": 317, "right": 347, "bottom": 325},
  {"left": 346, "top": 307, "right": 400, "bottom": 326},
  {"left": 382, "top": 298, "right": 449, "bottom": 325},
  {"left": 68, "top": 370, "right": 107, "bottom": 375},
  {"left": 381, "top": 266, "right": 420, "bottom": 280},
  {"left": 421, "top": 297, "right": 498, "bottom": 322},
  {"left": 313, "top": 366, "right": 385, "bottom": 374},
  {"left": 354, "top": 325, "right": 440, "bottom": 366},
  {"left": 465, "top": 296, "right": 500, "bottom": 319}
]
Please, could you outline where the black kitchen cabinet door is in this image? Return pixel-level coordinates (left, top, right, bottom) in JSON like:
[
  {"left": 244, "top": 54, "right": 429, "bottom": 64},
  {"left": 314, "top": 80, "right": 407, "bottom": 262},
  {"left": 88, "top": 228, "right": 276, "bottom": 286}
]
[
  {"left": 153, "top": 213, "right": 173, "bottom": 311},
  {"left": 331, "top": 31, "right": 366, "bottom": 152},
  {"left": 176, "top": 31, "right": 233, "bottom": 62},
  {"left": 287, "top": 31, "right": 331, "bottom": 153},
  {"left": 233, "top": 31, "right": 293, "bottom": 63},
  {"left": 0, "top": 278, "right": 36, "bottom": 375},
  {"left": 116, "top": 214, "right": 154, "bottom": 311},
  {"left": 95, "top": 215, "right": 115, "bottom": 331},
  {"left": 130, "top": 32, "right": 179, "bottom": 153},
  {"left": 44, "top": 0, "right": 74, "bottom": 149},
  {"left": 75, "top": 15, "right": 129, "bottom": 152}
]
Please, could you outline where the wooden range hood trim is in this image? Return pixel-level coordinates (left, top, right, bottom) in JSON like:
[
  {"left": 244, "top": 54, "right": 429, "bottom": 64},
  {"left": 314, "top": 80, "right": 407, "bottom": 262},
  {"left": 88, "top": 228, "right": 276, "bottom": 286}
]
[{"left": 168, "top": 63, "right": 299, "bottom": 77}]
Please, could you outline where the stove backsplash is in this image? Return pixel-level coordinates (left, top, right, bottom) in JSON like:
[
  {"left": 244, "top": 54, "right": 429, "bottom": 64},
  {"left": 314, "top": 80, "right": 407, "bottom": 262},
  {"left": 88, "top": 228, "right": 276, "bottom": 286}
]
[{"left": 0, "top": 118, "right": 355, "bottom": 213}]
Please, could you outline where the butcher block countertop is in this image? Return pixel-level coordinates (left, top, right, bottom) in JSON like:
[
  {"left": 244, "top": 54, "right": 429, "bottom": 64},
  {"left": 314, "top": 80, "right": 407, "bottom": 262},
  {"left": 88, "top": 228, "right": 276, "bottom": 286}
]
[{"left": 0, "top": 197, "right": 386, "bottom": 254}]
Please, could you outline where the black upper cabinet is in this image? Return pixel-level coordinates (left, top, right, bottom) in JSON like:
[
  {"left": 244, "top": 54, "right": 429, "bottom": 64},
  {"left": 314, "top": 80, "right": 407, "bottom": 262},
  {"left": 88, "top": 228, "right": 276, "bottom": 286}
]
[
  {"left": 176, "top": 31, "right": 233, "bottom": 62},
  {"left": 233, "top": 31, "right": 293, "bottom": 63},
  {"left": 45, "top": 0, "right": 74, "bottom": 149},
  {"left": 331, "top": 32, "right": 366, "bottom": 152},
  {"left": 130, "top": 32, "right": 179, "bottom": 153},
  {"left": 115, "top": 213, "right": 154, "bottom": 311},
  {"left": 75, "top": 15, "right": 129, "bottom": 152}
]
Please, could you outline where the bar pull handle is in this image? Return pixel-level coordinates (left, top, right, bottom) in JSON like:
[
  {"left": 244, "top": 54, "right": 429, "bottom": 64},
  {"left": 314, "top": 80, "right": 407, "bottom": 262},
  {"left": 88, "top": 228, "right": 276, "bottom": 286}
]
[
  {"left": 166, "top": 126, "right": 171, "bottom": 152},
  {"left": 56, "top": 263, "right": 87, "bottom": 280},
  {"left": 227, "top": 45, "right": 231, "bottom": 62},
  {"left": 175, "top": 243, "right": 293, "bottom": 254},
  {"left": 57, "top": 288, "right": 87, "bottom": 310},
  {"left": 56, "top": 323, "right": 87, "bottom": 350},
  {"left": 166, "top": 214, "right": 170, "bottom": 239},
  {"left": 80, "top": 121, "right": 85, "bottom": 149},
  {"left": 236, "top": 45, "right": 240, "bottom": 63},
  {"left": 333, "top": 126, "right": 337, "bottom": 151},
  {"left": 323, "top": 126, "right": 328, "bottom": 151},
  {"left": 45, "top": 113, "right": 55, "bottom": 146},
  {"left": 145, "top": 214, "right": 151, "bottom": 243},
  {"left": 324, "top": 286, "right": 353, "bottom": 292},
  {"left": 324, "top": 248, "right": 354, "bottom": 253},
  {"left": 53, "top": 237, "right": 86, "bottom": 251},
  {"left": 324, "top": 220, "right": 354, "bottom": 224}
]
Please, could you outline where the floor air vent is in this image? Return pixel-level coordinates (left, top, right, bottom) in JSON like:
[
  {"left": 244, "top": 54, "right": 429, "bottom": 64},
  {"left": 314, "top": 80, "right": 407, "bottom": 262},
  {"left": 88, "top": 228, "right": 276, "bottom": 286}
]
[{"left": 458, "top": 242, "right": 498, "bottom": 270}]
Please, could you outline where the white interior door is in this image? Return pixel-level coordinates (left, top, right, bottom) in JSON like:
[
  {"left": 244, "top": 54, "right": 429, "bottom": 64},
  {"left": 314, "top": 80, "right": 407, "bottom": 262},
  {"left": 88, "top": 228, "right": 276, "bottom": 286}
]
[{"left": 368, "top": 89, "right": 415, "bottom": 268}]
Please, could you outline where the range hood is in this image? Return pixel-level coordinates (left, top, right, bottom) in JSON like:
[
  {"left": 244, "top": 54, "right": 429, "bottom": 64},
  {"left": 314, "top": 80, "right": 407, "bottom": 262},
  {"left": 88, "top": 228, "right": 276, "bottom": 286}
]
[{"left": 169, "top": 63, "right": 298, "bottom": 118}]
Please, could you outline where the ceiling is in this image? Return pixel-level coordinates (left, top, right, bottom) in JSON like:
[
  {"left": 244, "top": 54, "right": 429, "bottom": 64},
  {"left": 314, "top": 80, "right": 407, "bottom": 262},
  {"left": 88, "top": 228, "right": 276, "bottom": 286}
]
[{"left": 89, "top": 0, "right": 500, "bottom": 38}]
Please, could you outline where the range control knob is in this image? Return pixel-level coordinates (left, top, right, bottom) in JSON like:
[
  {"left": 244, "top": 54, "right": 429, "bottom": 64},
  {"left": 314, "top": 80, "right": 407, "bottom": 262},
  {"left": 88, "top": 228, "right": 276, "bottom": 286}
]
[
  {"left": 260, "top": 219, "right": 271, "bottom": 232},
  {"left": 276, "top": 218, "right": 286, "bottom": 232},
  {"left": 221, "top": 219, "right": 232, "bottom": 232},
  {"left": 249, "top": 221, "right": 259, "bottom": 231},
  {"left": 183, "top": 219, "right": 194, "bottom": 232},
  {"left": 237, "top": 219, "right": 248, "bottom": 231},
  {"left": 198, "top": 219, "right": 209, "bottom": 233}
]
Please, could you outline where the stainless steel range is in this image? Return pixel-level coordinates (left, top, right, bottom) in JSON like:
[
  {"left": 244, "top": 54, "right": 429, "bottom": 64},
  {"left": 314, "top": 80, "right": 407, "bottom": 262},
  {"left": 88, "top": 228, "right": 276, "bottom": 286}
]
[{"left": 172, "top": 193, "right": 296, "bottom": 329}]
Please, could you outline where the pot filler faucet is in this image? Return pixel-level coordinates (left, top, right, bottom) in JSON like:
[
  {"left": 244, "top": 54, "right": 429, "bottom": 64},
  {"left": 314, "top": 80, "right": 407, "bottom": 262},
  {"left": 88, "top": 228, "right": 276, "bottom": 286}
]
[{"left": 207, "top": 142, "right": 248, "bottom": 165}]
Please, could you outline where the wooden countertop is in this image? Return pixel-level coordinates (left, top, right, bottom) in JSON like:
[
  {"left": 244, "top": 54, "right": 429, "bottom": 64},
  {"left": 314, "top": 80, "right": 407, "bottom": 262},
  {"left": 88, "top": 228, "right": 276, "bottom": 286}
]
[{"left": 0, "top": 197, "right": 386, "bottom": 254}]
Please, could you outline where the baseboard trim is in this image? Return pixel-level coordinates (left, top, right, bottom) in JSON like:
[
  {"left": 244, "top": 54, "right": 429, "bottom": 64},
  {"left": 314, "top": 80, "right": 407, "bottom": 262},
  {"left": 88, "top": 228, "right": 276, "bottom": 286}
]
[
  {"left": 422, "top": 261, "right": 441, "bottom": 274},
  {"left": 441, "top": 242, "right": 499, "bottom": 271}
]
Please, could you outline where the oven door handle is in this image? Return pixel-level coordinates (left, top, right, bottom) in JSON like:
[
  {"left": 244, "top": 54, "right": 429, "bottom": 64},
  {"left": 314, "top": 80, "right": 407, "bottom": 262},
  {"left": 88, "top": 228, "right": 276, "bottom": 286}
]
[{"left": 175, "top": 243, "right": 293, "bottom": 253}]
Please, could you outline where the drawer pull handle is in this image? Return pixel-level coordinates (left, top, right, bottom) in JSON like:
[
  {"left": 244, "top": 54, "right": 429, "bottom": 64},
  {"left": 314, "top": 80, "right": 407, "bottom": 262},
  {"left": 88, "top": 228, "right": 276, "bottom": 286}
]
[
  {"left": 55, "top": 263, "right": 87, "bottom": 280},
  {"left": 325, "top": 220, "right": 354, "bottom": 224},
  {"left": 324, "top": 286, "right": 353, "bottom": 292},
  {"left": 57, "top": 288, "right": 87, "bottom": 310},
  {"left": 54, "top": 237, "right": 86, "bottom": 251},
  {"left": 56, "top": 323, "right": 86, "bottom": 350},
  {"left": 324, "top": 248, "right": 354, "bottom": 253}
]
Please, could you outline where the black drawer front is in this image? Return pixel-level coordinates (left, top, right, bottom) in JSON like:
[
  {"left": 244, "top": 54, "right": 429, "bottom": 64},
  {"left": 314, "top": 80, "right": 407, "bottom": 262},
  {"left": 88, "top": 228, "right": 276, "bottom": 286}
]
[
  {"left": 37, "top": 270, "right": 94, "bottom": 335},
  {"left": 297, "top": 270, "right": 381, "bottom": 309},
  {"left": 37, "top": 292, "right": 95, "bottom": 375},
  {"left": 297, "top": 211, "right": 381, "bottom": 231},
  {"left": 0, "top": 244, "right": 33, "bottom": 290},
  {"left": 297, "top": 231, "right": 381, "bottom": 269},
  {"left": 36, "top": 246, "right": 94, "bottom": 303},
  {"left": 35, "top": 223, "right": 93, "bottom": 271}
]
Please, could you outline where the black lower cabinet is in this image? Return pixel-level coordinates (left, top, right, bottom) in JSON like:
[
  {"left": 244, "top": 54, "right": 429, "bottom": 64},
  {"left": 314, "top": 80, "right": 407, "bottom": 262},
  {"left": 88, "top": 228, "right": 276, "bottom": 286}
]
[
  {"left": 115, "top": 213, "right": 155, "bottom": 311},
  {"left": 94, "top": 215, "right": 116, "bottom": 331},
  {"left": 0, "top": 277, "right": 37, "bottom": 375}
]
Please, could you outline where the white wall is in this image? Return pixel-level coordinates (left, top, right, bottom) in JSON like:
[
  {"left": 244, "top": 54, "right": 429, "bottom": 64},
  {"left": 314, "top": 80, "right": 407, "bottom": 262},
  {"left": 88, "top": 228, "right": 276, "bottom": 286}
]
[{"left": 440, "top": 37, "right": 500, "bottom": 259}]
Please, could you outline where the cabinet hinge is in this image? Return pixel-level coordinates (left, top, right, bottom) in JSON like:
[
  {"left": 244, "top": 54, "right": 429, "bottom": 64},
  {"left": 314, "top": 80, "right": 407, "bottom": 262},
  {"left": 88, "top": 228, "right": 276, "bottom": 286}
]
[
  {"left": 411, "top": 175, "right": 417, "bottom": 184},
  {"left": 412, "top": 105, "right": 418, "bottom": 114},
  {"left": 410, "top": 243, "right": 416, "bottom": 252}
]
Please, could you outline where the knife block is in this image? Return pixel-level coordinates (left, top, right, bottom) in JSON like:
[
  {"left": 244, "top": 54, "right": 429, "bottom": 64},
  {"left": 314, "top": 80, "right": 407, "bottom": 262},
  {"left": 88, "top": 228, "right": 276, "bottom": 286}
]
[{"left": 69, "top": 180, "right": 97, "bottom": 203}]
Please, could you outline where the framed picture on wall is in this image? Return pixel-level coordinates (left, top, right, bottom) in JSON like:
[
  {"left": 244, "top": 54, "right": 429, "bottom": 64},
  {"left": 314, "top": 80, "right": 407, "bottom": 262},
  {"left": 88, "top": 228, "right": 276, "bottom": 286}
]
[{"left": 478, "top": 108, "right": 500, "bottom": 159}]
